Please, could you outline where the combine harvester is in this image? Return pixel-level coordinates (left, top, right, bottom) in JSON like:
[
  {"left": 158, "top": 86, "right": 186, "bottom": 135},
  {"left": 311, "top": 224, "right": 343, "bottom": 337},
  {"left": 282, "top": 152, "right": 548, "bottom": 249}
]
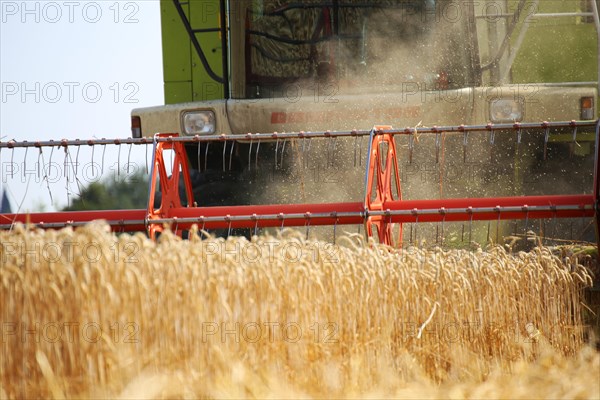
[{"left": 1, "top": 0, "right": 599, "bottom": 252}]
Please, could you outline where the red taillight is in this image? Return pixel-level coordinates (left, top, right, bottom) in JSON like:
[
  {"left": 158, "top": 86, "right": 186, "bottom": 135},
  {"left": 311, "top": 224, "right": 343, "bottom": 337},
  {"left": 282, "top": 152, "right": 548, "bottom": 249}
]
[
  {"left": 581, "top": 97, "right": 594, "bottom": 120},
  {"left": 131, "top": 116, "right": 142, "bottom": 138}
]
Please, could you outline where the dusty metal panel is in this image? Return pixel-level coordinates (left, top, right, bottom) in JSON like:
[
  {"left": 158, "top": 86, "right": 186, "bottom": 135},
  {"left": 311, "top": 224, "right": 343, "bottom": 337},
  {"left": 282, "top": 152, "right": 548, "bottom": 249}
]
[{"left": 161, "top": 0, "right": 193, "bottom": 103}]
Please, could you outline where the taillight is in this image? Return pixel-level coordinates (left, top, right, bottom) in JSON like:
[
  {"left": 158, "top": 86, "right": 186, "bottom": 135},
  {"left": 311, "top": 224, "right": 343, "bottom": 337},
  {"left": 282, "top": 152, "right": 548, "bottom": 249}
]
[
  {"left": 131, "top": 116, "right": 142, "bottom": 138},
  {"left": 581, "top": 97, "right": 594, "bottom": 120}
]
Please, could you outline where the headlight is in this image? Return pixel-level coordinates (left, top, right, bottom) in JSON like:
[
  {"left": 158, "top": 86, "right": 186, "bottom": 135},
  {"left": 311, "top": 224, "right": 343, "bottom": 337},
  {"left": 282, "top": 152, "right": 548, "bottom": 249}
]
[
  {"left": 489, "top": 99, "right": 523, "bottom": 123},
  {"left": 182, "top": 111, "right": 216, "bottom": 135}
]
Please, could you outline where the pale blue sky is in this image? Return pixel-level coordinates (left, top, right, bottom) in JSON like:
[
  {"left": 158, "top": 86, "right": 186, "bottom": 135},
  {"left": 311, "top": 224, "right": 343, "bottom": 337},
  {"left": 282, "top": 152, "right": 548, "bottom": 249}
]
[{"left": 1, "top": 0, "right": 164, "bottom": 212}]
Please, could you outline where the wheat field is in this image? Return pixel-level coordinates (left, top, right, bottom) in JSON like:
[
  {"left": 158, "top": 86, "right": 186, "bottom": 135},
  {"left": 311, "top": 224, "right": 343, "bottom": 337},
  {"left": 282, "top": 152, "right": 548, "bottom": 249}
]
[{"left": 1, "top": 222, "right": 599, "bottom": 399}]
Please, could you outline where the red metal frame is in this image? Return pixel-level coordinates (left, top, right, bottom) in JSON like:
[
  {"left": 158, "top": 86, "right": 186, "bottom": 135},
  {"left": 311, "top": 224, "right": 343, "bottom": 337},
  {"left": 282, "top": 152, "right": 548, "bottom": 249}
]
[
  {"left": 146, "top": 134, "right": 195, "bottom": 239},
  {"left": 0, "top": 209, "right": 146, "bottom": 232},
  {"left": 1, "top": 195, "right": 592, "bottom": 234},
  {"left": 364, "top": 126, "right": 402, "bottom": 246}
]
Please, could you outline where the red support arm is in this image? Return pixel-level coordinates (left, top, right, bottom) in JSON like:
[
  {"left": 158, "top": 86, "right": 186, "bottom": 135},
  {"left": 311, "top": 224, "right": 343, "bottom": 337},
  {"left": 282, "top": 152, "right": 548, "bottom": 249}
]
[
  {"left": 364, "top": 126, "right": 402, "bottom": 247},
  {"left": 147, "top": 133, "right": 195, "bottom": 239}
]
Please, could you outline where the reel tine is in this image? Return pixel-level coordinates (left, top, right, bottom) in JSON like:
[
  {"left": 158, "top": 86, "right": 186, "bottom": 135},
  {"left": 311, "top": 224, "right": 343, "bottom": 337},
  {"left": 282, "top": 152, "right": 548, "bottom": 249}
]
[
  {"left": 101, "top": 142, "right": 107, "bottom": 175},
  {"left": 408, "top": 134, "right": 414, "bottom": 164},
  {"left": 255, "top": 139, "right": 261, "bottom": 169},
  {"left": 10, "top": 146, "right": 15, "bottom": 179},
  {"left": 37, "top": 146, "right": 42, "bottom": 180},
  {"left": 326, "top": 134, "right": 333, "bottom": 167},
  {"left": 222, "top": 140, "right": 227, "bottom": 172},
  {"left": 146, "top": 142, "right": 150, "bottom": 174},
  {"left": 303, "top": 137, "right": 308, "bottom": 169},
  {"left": 302, "top": 135, "right": 307, "bottom": 166},
  {"left": 274, "top": 137, "right": 280, "bottom": 169},
  {"left": 523, "top": 206, "right": 529, "bottom": 237},
  {"left": 67, "top": 147, "right": 84, "bottom": 198},
  {"left": 76, "top": 145, "right": 81, "bottom": 176},
  {"left": 22, "top": 146, "right": 28, "bottom": 180},
  {"left": 435, "top": 132, "right": 440, "bottom": 164},
  {"left": 495, "top": 206, "right": 501, "bottom": 244},
  {"left": 330, "top": 136, "right": 337, "bottom": 167},
  {"left": 91, "top": 143, "right": 95, "bottom": 172},
  {"left": 489, "top": 129, "right": 495, "bottom": 163},
  {"left": 441, "top": 213, "right": 445, "bottom": 245},
  {"left": 353, "top": 134, "right": 358, "bottom": 168},
  {"left": 229, "top": 140, "right": 235, "bottom": 171},
  {"left": 64, "top": 143, "right": 75, "bottom": 204},
  {"left": 541, "top": 219, "right": 545, "bottom": 245},
  {"left": 415, "top": 216, "right": 418, "bottom": 246},
  {"left": 65, "top": 153, "right": 71, "bottom": 208},
  {"left": 127, "top": 143, "right": 132, "bottom": 175},
  {"left": 198, "top": 141, "right": 202, "bottom": 172},
  {"left": 333, "top": 214, "right": 338, "bottom": 244},
  {"left": 64, "top": 146, "right": 71, "bottom": 182},
  {"left": 549, "top": 208, "right": 555, "bottom": 244},
  {"left": 468, "top": 208, "right": 473, "bottom": 244},
  {"left": 325, "top": 134, "right": 330, "bottom": 167},
  {"left": 439, "top": 132, "right": 446, "bottom": 198},
  {"left": 463, "top": 131, "right": 468, "bottom": 163},
  {"left": 49, "top": 143, "right": 55, "bottom": 173},
  {"left": 205, "top": 142, "right": 210, "bottom": 171},
  {"left": 248, "top": 135, "right": 253, "bottom": 171},
  {"left": 543, "top": 124, "right": 550, "bottom": 161},
  {"left": 63, "top": 145, "right": 68, "bottom": 178},
  {"left": 570, "top": 124, "right": 578, "bottom": 158},
  {"left": 304, "top": 138, "right": 312, "bottom": 169},
  {"left": 304, "top": 212, "right": 311, "bottom": 240},
  {"left": 280, "top": 138, "right": 287, "bottom": 169},
  {"left": 117, "top": 141, "right": 121, "bottom": 177},
  {"left": 412, "top": 211, "right": 419, "bottom": 246}
]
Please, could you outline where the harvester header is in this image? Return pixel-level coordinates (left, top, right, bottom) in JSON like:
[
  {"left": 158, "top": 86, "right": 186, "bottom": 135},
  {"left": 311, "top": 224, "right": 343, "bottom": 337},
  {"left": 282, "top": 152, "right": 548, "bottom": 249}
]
[{"left": 1, "top": 120, "right": 598, "bottom": 250}]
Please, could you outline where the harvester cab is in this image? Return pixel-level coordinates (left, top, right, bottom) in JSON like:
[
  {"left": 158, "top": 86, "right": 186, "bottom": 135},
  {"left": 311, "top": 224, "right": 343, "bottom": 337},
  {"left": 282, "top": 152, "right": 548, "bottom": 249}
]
[{"left": 133, "top": 1, "right": 598, "bottom": 130}]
